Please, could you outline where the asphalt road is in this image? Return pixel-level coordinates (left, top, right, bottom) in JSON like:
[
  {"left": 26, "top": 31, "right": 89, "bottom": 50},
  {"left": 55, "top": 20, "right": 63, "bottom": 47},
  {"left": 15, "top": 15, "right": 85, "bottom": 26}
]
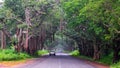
[{"left": 14, "top": 53, "right": 96, "bottom": 68}]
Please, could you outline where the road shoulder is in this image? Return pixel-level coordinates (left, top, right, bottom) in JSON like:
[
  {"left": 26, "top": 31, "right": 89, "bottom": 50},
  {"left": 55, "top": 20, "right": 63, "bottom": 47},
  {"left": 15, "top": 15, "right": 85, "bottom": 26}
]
[{"left": 75, "top": 57, "right": 110, "bottom": 68}]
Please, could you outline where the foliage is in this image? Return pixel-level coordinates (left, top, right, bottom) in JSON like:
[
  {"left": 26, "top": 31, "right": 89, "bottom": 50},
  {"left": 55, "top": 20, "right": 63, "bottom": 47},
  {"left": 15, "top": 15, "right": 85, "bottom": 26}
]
[
  {"left": 111, "top": 62, "right": 120, "bottom": 68},
  {"left": 98, "top": 53, "right": 113, "bottom": 65},
  {"left": 37, "top": 50, "right": 48, "bottom": 56},
  {"left": 0, "top": 0, "right": 60, "bottom": 55},
  {"left": 70, "top": 50, "right": 79, "bottom": 56},
  {"left": 61, "top": 0, "right": 120, "bottom": 63},
  {"left": 0, "top": 49, "right": 30, "bottom": 61},
  {"left": 4, "top": 0, "right": 24, "bottom": 18}
]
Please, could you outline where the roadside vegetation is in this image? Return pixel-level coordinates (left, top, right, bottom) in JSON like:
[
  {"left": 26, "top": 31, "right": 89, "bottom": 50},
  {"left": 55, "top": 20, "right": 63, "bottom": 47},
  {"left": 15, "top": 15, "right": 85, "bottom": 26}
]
[
  {"left": 70, "top": 50, "right": 79, "bottom": 57},
  {"left": 61, "top": 0, "right": 120, "bottom": 68},
  {"left": 111, "top": 62, "right": 120, "bottom": 68},
  {"left": 37, "top": 50, "right": 49, "bottom": 56},
  {"left": 0, "top": 49, "right": 30, "bottom": 61},
  {"left": 0, "top": 49, "right": 49, "bottom": 61},
  {"left": 70, "top": 50, "right": 120, "bottom": 68}
]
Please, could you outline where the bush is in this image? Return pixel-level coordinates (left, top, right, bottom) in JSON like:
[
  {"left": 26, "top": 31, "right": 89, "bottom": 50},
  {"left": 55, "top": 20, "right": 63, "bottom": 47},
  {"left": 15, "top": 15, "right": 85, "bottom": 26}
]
[
  {"left": 0, "top": 49, "right": 30, "bottom": 61},
  {"left": 19, "top": 52, "right": 31, "bottom": 59},
  {"left": 111, "top": 62, "right": 120, "bottom": 68},
  {"left": 37, "top": 50, "right": 48, "bottom": 56},
  {"left": 70, "top": 50, "right": 80, "bottom": 56},
  {"left": 98, "top": 53, "right": 113, "bottom": 65}
]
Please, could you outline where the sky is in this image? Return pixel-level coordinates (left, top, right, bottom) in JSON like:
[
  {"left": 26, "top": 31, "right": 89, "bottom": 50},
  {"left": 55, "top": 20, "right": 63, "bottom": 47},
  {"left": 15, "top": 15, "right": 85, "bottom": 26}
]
[{"left": 0, "top": 0, "right": 3, "bottom": 2}]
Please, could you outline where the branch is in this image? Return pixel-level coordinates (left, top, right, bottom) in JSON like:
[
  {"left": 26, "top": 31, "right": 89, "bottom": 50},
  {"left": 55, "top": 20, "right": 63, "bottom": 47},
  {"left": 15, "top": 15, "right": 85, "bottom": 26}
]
[
  {"left": 1, "top": 28, "right": 12, "bottom": 39},
  {"left": 114, "top": 28, "right": 120, "bottom": 34}
]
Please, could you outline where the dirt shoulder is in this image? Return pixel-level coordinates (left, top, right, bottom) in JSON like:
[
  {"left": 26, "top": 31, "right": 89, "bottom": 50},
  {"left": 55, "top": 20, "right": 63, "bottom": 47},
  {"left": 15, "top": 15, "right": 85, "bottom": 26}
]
[
  {"left": 0, "top": 59, "right": 32, "bottom": 68},
  {"left": 77, "top": 57, "right": 110, "bottom": 68},
  {"left": 86, "top": 60, "right": 110, "bottom": 68}
]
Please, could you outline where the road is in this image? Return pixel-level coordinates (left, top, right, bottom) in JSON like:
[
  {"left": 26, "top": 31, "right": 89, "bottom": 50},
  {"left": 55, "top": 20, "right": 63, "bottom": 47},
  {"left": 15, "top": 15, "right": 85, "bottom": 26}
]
[{"left": 13, "top": 53, "right": 96, "bottom": 68}]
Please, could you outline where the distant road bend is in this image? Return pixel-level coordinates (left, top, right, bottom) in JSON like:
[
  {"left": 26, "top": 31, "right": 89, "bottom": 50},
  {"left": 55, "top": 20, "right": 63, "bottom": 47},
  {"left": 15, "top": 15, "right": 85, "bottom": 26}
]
[{"left": 13, "top": 53, "right": 96, "bottom": 68}]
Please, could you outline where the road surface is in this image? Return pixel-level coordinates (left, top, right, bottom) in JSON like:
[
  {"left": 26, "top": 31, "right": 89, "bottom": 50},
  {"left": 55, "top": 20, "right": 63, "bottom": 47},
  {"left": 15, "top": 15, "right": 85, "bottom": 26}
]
[{"left": 13, "top": 53, "right": 96, "bottom": 68}]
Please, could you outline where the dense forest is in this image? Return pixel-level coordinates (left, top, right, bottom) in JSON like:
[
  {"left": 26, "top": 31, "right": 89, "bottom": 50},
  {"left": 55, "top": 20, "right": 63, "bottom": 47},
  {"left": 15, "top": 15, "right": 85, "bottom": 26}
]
[{"left": 0, "top": 0, "right": 120, "bottom": 66}]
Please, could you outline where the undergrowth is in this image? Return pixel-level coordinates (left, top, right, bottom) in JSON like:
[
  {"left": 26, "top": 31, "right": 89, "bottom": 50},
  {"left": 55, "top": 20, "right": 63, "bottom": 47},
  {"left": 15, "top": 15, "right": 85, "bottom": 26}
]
[{"left": 0, "top": 49, "right": 30, "bottom": 61}]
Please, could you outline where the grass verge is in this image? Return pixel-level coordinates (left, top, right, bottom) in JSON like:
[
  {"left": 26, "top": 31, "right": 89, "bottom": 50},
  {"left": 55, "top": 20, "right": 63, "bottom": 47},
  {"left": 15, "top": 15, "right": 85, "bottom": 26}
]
[{"left": 0, "top": 59, "right": 30, "bottom": 67}]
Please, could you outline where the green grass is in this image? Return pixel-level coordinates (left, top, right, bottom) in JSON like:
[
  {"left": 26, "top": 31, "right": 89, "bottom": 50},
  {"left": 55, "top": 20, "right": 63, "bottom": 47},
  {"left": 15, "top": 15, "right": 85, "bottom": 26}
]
[
  {"left": 0, "top": 49, "right": 31, "bottom": 61},
  {"left": 0, "top": 49, "right": 49, "bottom": 61},
  {"left": 111, "top": 62, "right": 120, "bottom": 68},
  {"left": 37, "top": 50, "right": 49, "bottom": 56}
]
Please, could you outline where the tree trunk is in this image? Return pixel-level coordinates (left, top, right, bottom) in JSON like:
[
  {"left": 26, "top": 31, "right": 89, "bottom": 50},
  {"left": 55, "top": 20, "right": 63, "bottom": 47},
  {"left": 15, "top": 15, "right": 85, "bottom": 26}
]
[
  {"left": 1, "top": 31, "right": 6, "bottom": 49},
  {"left": 24, "top": 7, "right": 31, "bottom": 53},
  {"left": 15, "top": 28, "right": 23, "bottom": 52},
  {"left": 113, "top": 36, "right": 120, "bottom": 63},
  {"left": 93, "top": 38, "right": 100, "bottom": 60},
  {"left": 25, "top": 29, "right": 29, "bottom": 51},
  {"left": 113, "top": 48, "right": 119, "bottom": 63}
]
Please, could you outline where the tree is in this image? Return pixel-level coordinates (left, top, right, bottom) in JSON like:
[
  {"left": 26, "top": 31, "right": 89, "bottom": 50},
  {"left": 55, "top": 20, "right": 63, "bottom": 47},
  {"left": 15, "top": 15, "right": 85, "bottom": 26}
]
[
  {"left": 0, "top": 0, "right": 60, "bottom": 55},
  {"left": 61, "top": 0, "right": 120, "bottom": 62}
]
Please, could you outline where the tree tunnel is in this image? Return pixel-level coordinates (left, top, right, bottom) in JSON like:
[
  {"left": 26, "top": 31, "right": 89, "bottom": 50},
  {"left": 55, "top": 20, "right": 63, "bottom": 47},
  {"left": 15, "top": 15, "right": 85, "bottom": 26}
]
[{"left": 1, "top": 0, "right": 120, "bottom": 63}]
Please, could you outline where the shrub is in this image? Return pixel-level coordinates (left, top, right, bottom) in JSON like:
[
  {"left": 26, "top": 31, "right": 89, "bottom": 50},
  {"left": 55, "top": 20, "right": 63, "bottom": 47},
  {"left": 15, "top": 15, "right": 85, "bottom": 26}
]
[
  {"left": 111, "top": 62, "right": 120, "bottom": 68},
  {"left": 98, "top": 53, "right": 113, "bottom": 65},
  {"left": 70, "top": 50, "right": 80, "bottom": 56},
  {"left": 19, "top": 53, "right": 30, "bottom": 59},
  {"left": 0, "top": 49, "right": 30, "bottom": 61},
  {"left": 37, "top": 50, "right": 48, "bottom": 56}
]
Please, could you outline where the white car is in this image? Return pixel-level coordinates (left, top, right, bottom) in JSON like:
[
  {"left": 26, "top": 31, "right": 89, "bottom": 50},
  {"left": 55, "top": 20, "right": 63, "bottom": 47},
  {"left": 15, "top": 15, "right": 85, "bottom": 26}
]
[{"left": 49, "top": 51, "right": 56, "bottom": 56}]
